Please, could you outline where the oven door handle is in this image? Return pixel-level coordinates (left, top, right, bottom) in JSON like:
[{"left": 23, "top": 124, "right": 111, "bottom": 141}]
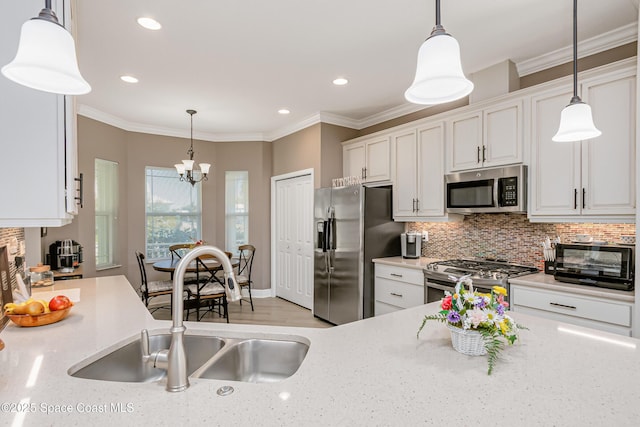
[{"left": 424, "top": 280, "right": 455, "bottom": 293}]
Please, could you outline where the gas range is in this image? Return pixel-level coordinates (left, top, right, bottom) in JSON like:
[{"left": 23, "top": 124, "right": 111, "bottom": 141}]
[{"left": 424, "top": 259, "right": 539, "bottom": 287}]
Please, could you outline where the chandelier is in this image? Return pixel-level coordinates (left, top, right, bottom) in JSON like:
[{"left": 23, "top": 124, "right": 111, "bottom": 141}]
[{"left": 175, "top": 109, "right": 211, "bottom": 185}]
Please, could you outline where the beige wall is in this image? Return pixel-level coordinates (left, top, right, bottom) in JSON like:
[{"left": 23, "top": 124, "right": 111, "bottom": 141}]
[
  {"left": 320, "top": 123, "right": 359, "bottom": 188},
  {"left": 45, "top": 117, "right": 273, "bottom": 293},
  {"left": 272, "top": 123, "right": 322, "bottom": 187}
]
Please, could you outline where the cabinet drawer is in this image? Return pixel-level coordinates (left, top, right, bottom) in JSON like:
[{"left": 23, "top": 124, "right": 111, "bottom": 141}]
[
  {"left": 375, "top": 301, "right": 402, "bottom": 316},
  {"left": 511, "top": 286, "right": 632, "bottom": 327},
  {"left": 375, "top": 277, "right": 424, "bottom": 309},
  {"left": 375, "top": 264, "right": 424, "bottom": 285}
]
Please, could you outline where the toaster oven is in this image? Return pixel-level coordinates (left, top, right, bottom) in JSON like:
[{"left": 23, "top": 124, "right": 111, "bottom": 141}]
[{"left": 554, "top": 243, "right": 634, "bottom": 291}]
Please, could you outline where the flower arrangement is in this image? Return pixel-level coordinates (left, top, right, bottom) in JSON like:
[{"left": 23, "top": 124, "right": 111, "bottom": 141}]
[
  {"left": 417, "top": 275, "right": 527, "bottom": 375},
  {"left": 189, "top": 239, "right": 206, "bottom": 249}
]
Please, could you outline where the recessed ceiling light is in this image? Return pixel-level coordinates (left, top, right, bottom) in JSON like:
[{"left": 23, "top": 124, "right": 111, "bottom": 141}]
[
  {"left": 278, "top": 109, "right": 290, "bottom": 115},
  {"left": 137, "top": 17, "right": 162, "bottom": 30},
  {"left": 120, "top": 75, "right": 139, "bottom": 83},
  {"left": 333, "top": 77, "right": 348, "bottom": 86}
]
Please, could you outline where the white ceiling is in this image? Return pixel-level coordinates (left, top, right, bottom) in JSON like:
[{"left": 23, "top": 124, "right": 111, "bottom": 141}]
[{"left": 74, "top": 0, "right": 639, "bottom": 142}]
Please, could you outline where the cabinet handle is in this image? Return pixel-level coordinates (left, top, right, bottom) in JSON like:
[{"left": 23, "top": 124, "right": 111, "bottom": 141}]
[
  {"left": 415, "top": 198, "right": 420, "bottom": 212},
  {"left": 74, "top": 173, "right": 84, "bottom": 208},
  {"left": 582, "top": 188, "right": 586, "bottom": 209},
  {"left": 550, "top": 302, "right": 577, "bottom": 310},
  {"left": 390, "top": 292, "right": 403, "bottom": 297},
  {"left": 477, "top": 146, "right": 481, "bottom": 163},
  {"left": 573, "top": 189, "right": 578, "bottom": 210},
  {"left": 412, "top": 198, "right": 416, "bottom": 212},
  {"left": 482, "top": 145, "right": 486, "bottom": 162},
  {"left": 390, "top": 273, "right": 403, "bottom": 278},
  {"left": 361, "top": 167, "right": 366, "bottom": 179}
]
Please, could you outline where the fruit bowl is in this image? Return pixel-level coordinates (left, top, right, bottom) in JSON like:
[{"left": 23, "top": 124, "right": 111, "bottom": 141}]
[{"left": 8, "top": 306, "right": 72, "bottom": 327}]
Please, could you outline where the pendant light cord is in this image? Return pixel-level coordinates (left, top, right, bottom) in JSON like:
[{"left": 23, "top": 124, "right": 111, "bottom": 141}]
[
  {"left": 435, "top": 0, "right": 441, "bottom": 26},
  {"left": 572, "top": 0, "right": 578, "bottom": 99}
]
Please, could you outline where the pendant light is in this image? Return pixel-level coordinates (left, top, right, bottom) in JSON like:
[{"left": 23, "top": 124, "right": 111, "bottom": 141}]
[
  {"left": 405, "top": 0, "right": 473, "bottom": 105},
  {"left": 1, "top": 0, "right": 90, "bottom": 95},
  {"left": 552, "top": 0, "right": 601, "bottom": 142},
  {"left": 175, "top": 110, "right": 211, "bottom": 186}
]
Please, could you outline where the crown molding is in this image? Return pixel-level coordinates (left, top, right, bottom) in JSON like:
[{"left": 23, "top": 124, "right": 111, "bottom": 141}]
[
  {"left": 77, "top": 104, "right": 264, "bottom": 142},
  {"left": 516, "top": 22, "right": 638, "bottom": 77},
  {"left": 354, "top": 102, "right": 428, "bottom": 129}
]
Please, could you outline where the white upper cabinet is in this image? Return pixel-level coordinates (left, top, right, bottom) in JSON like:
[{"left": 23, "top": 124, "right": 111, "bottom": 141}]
[
  {"left": 392, "top": 122, "right": 458, "bottom": 221},
  {"left": 0, "top": 0, "right": 80, "bottom": 227},
  {"left": 529, "top": 65, "right": 636, "bottom": 221},
  {"left": 447, "top": 99, "right": 523, "bottom": 172},
  {"left": 343, "top": 136, "right": 390, "bottom": 183}
]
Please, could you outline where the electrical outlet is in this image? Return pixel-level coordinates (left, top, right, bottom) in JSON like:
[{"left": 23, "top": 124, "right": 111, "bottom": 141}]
[{"left": 422, "top": 231, "right": 429, "bottom": 242}]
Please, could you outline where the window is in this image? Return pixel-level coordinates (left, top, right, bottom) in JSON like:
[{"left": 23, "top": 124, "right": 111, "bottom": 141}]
[
  {"left": 145, "top": 167, "right": 202, "bottom": 260},
  {"left": 225, "top": 171, "right": 249, "bottom": 255},
  {"left": 95, "top": 159, "right": 118, "bottom": 269}
]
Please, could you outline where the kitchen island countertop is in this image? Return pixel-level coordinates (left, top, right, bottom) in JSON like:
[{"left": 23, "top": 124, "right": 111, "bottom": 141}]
[
  {"left": 1, "top": 275, "right": 639, "bottom": 426},
  {"left": 372, "top": 256, "right": 440, "bottom": 270}
]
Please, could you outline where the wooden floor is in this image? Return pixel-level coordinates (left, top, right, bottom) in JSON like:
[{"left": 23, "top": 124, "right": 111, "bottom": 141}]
[{"left": 152, "top": 297, "right": 333, "bottom": 328}]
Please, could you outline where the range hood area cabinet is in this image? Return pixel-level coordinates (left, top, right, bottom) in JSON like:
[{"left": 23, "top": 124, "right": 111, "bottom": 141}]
[
  {"left": 0, "top": 0, "right": 80, "bottom": 227},
  {"left": 391, "top": 123, "right": 461, "bottom": 222},
  {"left": 529, "top": 65, "right": 636, "bottom": 222},
  {"left": 342, "top": 135, "right": 391, "bottom": 183},
  {"left": 446, "top": 99, "right": 524, "bottom": 173}
]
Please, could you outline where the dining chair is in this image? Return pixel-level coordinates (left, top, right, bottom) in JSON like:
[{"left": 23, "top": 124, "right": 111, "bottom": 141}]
[
  {"left": 168, "top": 243, "right": 199, "bottom": 284},
  {"left": 184, "top": 253, "right": 232, "bottom": 322},
  {"left": 236, "top": 244, "right": 255, "bottom": 311},
  {"left": 135, "top": 251, "right": 173, "bottom": 313}
]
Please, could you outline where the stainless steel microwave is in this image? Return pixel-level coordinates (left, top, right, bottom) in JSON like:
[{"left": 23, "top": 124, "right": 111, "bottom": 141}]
[{"left": 445, "top": 164, "right": 527, "bottom": 214}]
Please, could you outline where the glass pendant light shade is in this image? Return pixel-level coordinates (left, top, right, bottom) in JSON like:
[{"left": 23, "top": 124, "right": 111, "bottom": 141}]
[
  {"left": 405, "top": 34, "right": 473, "bottom": 105},
  {"left": 199, "top": 163, "right": 211, "bottom": 175},
  {"left": 175, "top": 164, "right": 186, "bottom": 175},
  {"left": 552, "top": 99, "right": 601, "bottom": 142},
  {"left": 182, "top": 160, "right": 195, "bottom": 171},
  {"left": 1, "top": 19, "right": 91, "bottom": 95}
]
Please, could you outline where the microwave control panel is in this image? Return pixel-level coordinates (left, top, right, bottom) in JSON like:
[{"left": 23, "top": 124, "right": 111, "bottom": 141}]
[{"left": 498, "top": 177, "right": 518, "bottom": 206}]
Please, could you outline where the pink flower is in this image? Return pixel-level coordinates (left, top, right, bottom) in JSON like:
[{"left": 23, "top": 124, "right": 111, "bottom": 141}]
[
  {"left": 497, "top": 294, "right": 509, "bottom": 308},
  {"left": 441, "top": 295, "right": 452, "bottom": 310}
]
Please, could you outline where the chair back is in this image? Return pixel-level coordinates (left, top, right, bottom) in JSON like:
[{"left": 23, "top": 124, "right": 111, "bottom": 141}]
[
  {"left": 169, "top": 243, "right": 193, "bottom": 261},
  {"left": 237, "top": 244, "right": 255, "bottom": 281},
  {"left": 135, "top": 251, "right": 148, "bottom": 293}
]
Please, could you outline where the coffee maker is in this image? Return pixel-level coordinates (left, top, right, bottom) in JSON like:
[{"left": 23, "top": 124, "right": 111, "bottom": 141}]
[
  {"left": 401, "top": 232, "right": 422, "bottom": 259},
  {"left": 48, "top": 240, "right": 83, "bottom": 271}
]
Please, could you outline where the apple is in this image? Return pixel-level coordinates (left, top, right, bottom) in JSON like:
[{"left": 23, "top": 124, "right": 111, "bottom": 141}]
[{"left": 49, "top": 295, "right": 72, "bottom": 311}]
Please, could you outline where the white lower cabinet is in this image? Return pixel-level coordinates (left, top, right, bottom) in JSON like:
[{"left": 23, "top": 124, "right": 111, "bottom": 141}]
[
  {"left": 511, "top": 285, "right": 633, "bottom": 336},
  {"left": 374, "top": 264, "right": 424, "bottom": 315}
]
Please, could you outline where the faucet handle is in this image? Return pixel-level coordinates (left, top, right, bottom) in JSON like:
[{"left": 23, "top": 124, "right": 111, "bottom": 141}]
[{"left": 141, "top": 329, "right": 150, "bottom": 358}]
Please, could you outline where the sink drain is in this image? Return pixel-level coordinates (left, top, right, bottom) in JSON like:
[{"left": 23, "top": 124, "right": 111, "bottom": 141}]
[{"left": 217, "top": 386, "right": 234, "bottom": 396}]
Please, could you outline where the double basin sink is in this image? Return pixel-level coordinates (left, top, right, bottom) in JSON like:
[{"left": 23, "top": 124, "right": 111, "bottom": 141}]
[{"left": 69, "top": 331, "right": 309, "bottom": 384}]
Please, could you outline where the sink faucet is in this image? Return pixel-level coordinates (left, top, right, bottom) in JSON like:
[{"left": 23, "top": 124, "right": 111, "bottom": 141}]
[{"left": 141, "top": 245, "right": 241, "bottom": 392}]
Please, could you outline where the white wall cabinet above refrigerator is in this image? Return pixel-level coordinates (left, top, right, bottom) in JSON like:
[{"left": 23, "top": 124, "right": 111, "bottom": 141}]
[
  {"left": 342, "top": 135, "right": 391, "bottom": 183},
  {"left": 529, "top": 65, "right": 636, "bottom": 222},
  {"left": 0, "top": 0, "right": 81, "bottom": 227},
  {"left": 446, "top": 99, "right": 523, "bottom": 172}
]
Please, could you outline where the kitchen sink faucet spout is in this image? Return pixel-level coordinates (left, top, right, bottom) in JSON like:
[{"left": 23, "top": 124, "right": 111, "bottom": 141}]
[{"left": 142, "top": 245, "right": 241, "bottom": 392}]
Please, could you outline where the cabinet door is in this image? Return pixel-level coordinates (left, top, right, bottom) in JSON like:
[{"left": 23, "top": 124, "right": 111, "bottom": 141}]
[
  {"left": 392, "top": 131, "right": 418, "bottom": 218},
  {"left": 0, "top": 0, "right": 74, "bottom": 227},
  {"left": 448, "top": 112, "right": 482, "bottom": 172},
  {"left": 530, "top": 87, "right": 582, "bottom": 217},
  {"left": 581, "top": 71, "right": 636, "bottom": 216},
  {"left": 343, "top": 141, "right": 366, "bottom": 179},
  {"left": 483, "top": 100, "right": 523, "bottom": 167},
  {"left": 364, "top": 137, "right": 390, "bottom": 182},
  {"left": 417, "top": 123, "right": 445, "bottom": 216}
]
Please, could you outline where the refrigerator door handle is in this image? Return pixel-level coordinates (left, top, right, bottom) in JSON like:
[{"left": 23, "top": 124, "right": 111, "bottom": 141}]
[{"left": 322, "top": 220, "right": 329, "bottom": 252}]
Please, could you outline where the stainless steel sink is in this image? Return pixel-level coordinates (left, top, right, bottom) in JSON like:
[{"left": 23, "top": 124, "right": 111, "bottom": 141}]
[
  {"left": 192, "top": 338, "right": 309, "bottom": 383},
  {"left": 69, "top": 334, "right": 225, "bottom": 383}
]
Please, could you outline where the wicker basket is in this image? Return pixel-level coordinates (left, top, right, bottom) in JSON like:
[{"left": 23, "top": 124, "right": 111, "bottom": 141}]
[{"left": 447, "top": 323, "right": 487, "bottom": 356}]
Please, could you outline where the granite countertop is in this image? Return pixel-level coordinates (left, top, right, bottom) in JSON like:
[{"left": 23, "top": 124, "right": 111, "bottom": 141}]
[
  {"left": 372, "top": 256, "right": 441, "bottom": 270},
  {"left": 510, "top": 272, "right": 635, "bottom": 303},
  {"left": 1, "top": 275, "right": 640, "bottom": 425}
]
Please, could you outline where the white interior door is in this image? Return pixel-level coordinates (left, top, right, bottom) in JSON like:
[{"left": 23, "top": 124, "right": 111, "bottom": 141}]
[{"left": 273, "top": 172, "right": 314, "bottom": 309}]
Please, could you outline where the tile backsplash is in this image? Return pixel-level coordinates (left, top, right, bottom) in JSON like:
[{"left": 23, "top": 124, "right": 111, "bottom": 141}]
[
  {"left": 408, "top": 214, "right": 635, "bottom": 270},
  {"left": 0, "top": 228, "right": 25, "bottom": 290}
]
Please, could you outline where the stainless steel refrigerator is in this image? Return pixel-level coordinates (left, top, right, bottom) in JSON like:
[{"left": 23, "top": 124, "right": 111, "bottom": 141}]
[{"left": 314, "top": 185, "right": 404, "bottom": 325}]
